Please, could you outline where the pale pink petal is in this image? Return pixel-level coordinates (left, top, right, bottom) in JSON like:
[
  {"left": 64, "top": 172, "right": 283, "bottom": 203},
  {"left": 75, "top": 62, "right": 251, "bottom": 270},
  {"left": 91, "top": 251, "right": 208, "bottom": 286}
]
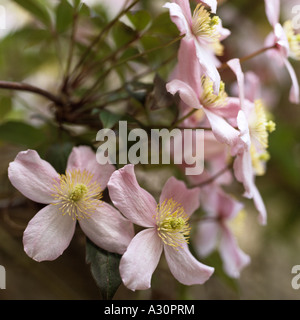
[
  {"left": 283, "top": 58, "right": 300, "bottom": 104},
  {"left": 194, "top": 41, "right": 221, "bottom": 94},
  {"left": 196, "top": 0, "right": 217, "bottom": 13},
  {"left": 236, "top": 110, "right": 251, "bottom": 147},
  {"left": 195, "top": 220, "right": 219, "bottom": 257},
  {"left": 174, "top": 0, "right": 192, "bottom": 23},
  {"left": 79, "top": 201, "right": 134, "bottom": 255},
  {"left": 119, "top": 229, "right": 163, "bottom": 291},
  {"left": 264, "top": 0, "right": 280, "bottom": 27},
  {"left": 67, "top": 145, "right": 115, "bottom": 190},
  {"left": 204, "top": 109, "right": 240, "bottom": 146},
  {"left": 108, "top": 164, "right": 157, "bottom": 227},
  {"left": 274, "top": 23, "right": 289, "bottom": 57},
  {"left": 166, "top": 79, "right": 202, "bottom": 109},
  {"left": 217, "top": 19, "right": 231, "bottom": 41},
  {"left": 227, "top": 59, "right": 245, "bottom": 111},
  {"left": 233, "top": 150, "right": 254, "bottom": 199},
  {"left": 23, "top": 204, "right": 76, "bottom": 261},
  {"left": 176, "top": 38, "right": 202, "bottom": 96},
  {"left": 159, "top": 177, "right": 200, "bottom": 217},
  {"left": 163, "top": 2, "right": 191, "bottom": 36},
  {"left": 219, "top": 226, "right": 251, "bottom": 278},
  {"left": 218, "top": 190, "right": 244, "bottom": 220},
  {"left": 8, "top": 150, "right": 59, "bottom": 204},
  {"left": 252, "top": 184, "right": 267, "bottom": 225},
  {"left": 213, "top": 97, "right": 241, "bottom": 120},
  {"left": 164, "top": 242, "right": 214, "bottom": 285}
]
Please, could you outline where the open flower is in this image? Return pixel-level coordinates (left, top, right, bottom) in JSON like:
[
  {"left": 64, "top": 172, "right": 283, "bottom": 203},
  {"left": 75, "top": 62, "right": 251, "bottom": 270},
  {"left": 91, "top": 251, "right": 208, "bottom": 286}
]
[
  {"left": 195, "top": 183, "right": 250, "bottom": 278},
  {"left": 264, "top": 0, "right": 300, "bottom": 103},
  {"left": 107, "top": 164, "right": 214, "bottom": 291},
  {"left": 166, "top": 39, "right": 241, "bottom": 147},
  {"left": 164, "top": 0, "right": 230, "bottom": 93},
  {"left": 8, "top": 146, "right": 134, "bottom": 261},
  {"left": 228, "top": 59, "right": 276, "bottom": 225}
]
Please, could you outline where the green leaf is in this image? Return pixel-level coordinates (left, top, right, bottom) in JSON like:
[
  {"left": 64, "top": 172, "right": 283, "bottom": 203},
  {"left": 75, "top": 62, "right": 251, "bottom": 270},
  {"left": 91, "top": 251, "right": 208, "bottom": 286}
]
[
  {"left": 148, "top": 12, "right": 179, "bottom": 36},
  {"left": 99, "top": 110, "right": 122, "bottom": 129},
  {"left": 127, "top": 10, "right": 152, "bottom": 31},
  {"left": 44, "top": 142, "right": 74, "bottom": 174},
  {"left": 13, "top": 0, "right": 52, "bottom": 27},
  {"left": 111, "top": 21, "right": 137, "bottom": 47},
  {"left": 0, "top": 121, "right": 46, "bottom": 148},
  {"left": 86, "top": 240, "right": 122, "bottom": 300},
  {"left": 56, "top": 0, "right": 74, "bottom": 33}
]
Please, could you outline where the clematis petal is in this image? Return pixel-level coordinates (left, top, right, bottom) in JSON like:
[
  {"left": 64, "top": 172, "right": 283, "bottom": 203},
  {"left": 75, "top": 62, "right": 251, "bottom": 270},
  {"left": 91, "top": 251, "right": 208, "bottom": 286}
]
[
  {"left": 176, "top": 38, "right": 202, "bottom": 96},
  {"left": 163, "top": 2, "right": 191, "bottom": 36},
  {"left": 264, "top": 0, "right": 280, "bottom": 27},
  {"left": 79, "top": 201, "right": 134, "bottom": 255},
  {"left": 195, "top": 220, "right": 219, "bottom": 257},
  {"left": 283, "top": 58, "right": 300, "bottom": 104},
  {"left": 119, "top": 229, "right": 163, "bottom": 291},
  {"left": 204, "top": 109, "right": 240, "bottom": 146},
  {"left": 227, "top": 59, "right": 245, "bottom": 111},
  {"left": 233, "top": 150, "right": 254, "bottom": 199},
  {"left": 8, "top": 150, "right": 59, "bottom": 204},
  {"left": 166, "top": 79, "right": 202, "bottom": 109},
  {"left": 108, "top": 164, "right": 157, "bottom": 227},
  {"left": 164, "top": 242, "right": 214, "bottom": 285},
  {"left": 219, "top": 225, "right": 251, "bottom": 278},
  {"left": 23, "top": 204, "right": 76, "bottom": 261},
  {"left": 194, "top": 41, "right": 221, "bottom": 94},
  {"left": 174, "top": 0, "right": 193, "bottom": 23},
  {"left": 252, "top": 184, "right": 267, "bottom": 225},
  {"left": 67, "top": 145, "right": 115, "bottom": 190},
  {"left": 196, "top": 0, "right": 217, "bottom": 14},
  {"left": 159, "top": 177, "right": 200, "bottom": 217}
]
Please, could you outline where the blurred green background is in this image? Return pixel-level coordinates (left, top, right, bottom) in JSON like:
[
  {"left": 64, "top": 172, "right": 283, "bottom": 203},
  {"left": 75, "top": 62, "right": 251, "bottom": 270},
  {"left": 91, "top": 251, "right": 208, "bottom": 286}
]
[{"left": 0, "top": 0, "right": 300, "bottom": 299}]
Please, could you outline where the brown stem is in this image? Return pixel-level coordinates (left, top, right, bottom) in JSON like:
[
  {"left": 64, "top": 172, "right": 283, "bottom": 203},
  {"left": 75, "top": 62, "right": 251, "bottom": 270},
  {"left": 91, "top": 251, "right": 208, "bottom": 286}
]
[
  {"left": 0, "top": 81, "right": 63, "bottom": 106},
  {"left": 218, "top": 44, "right": 276, "bottom": 71},
  {"left": 197, "top": 163, "right": 232, "bottom": 188}
]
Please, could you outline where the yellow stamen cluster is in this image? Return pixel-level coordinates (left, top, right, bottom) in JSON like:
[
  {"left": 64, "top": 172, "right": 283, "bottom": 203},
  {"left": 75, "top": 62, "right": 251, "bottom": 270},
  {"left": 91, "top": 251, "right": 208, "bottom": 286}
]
[
  {"left": 283, "top": 20, "right": 300, "bottom": 60},
  {"left": 192, "top": 4, "right": 224, "bottom": 55},
  {"left": 249, "top": 100, "right": 275, "bottom": 175},
  {"left": 51, "top": 169, "right": 102, "bottom": 220},
  {"left": 156, "top": 199, "right": 190, "bottom": 249},
  {"left": 200, "top": 76, "right": 228, "bottom": 108},
  {"left": 250, "top": 100, "right": 276, "bottom": 149},
  {"left": 250, "top": 144, "right": 270, "bottom": 176}
]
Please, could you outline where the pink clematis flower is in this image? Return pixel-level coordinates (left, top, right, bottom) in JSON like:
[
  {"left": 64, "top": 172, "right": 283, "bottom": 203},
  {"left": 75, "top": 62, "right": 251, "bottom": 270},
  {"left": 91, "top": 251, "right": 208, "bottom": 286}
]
[
  {"left": 228, "top": 59, "right": 276, "bottom": 225},
  {"left": 166, "top": 39, "right": 241, "bottom": 148},
  {"left": 264, "top": 0, "right": 300, "bottom": 104},
  {"left": 8, "top": 146, "right": 134, "bottom": 261},
  {"left": 107, "top": 164, "right": 214, "bottom": 291},
  {"left": 195, "top": 183, "right": 250, "bottom": 278},
  {"left": 164, "top": 0, "right": 230, "bottom": 93}
]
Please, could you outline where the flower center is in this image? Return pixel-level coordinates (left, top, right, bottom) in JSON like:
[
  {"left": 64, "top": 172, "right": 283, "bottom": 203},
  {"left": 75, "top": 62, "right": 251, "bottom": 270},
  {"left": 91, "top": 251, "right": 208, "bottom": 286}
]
[
  {"left": 200, "top": 76, "right": 227, "bottom": 108},
  {"left": 191, "top": 4, "right": 224, "bottom": 55},
  {"left": 156, "top": 198, "right": 190, "bottom": 249},
  {"left": 69, "top": 183, "right": 88, "bottom": 201},
  {"left": 283, "top": 20, "right": 300, "bottom": 60},
  {"left": 51, "top": 169, "right": 102, "bottom": 220}
]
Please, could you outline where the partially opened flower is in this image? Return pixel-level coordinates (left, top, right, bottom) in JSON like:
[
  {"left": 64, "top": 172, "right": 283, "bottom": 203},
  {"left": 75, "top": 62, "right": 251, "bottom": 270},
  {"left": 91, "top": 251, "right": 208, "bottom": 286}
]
[
  {"left": 264, "top": 0, "right": 300, "bottom": 103},
  {"left": 107, "top": 164, "right": 214, "bottom": 291},
  {"left": 8, "top": 146, "right": 134, "bottom": 261},
  {"left": 164, "top": 0, "right": 230, "bottom": 93},
  {"left": 195, "top": 184, "right": 250, "bottom": 278}
]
